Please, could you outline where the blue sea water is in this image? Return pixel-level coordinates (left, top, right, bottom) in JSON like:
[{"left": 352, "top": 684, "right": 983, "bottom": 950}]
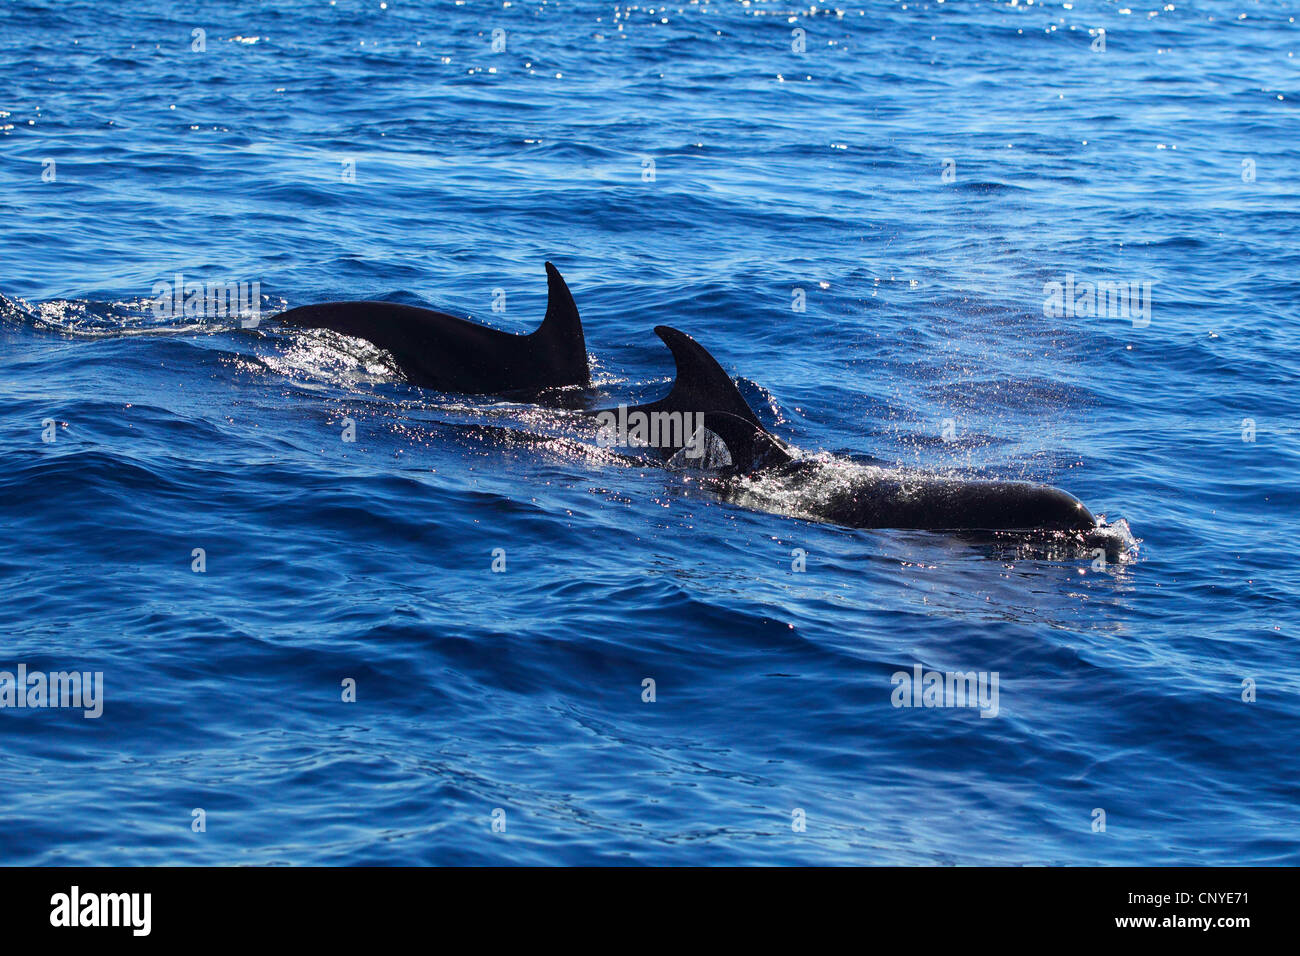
[{"left": 0, "top": 0, "right": 1297, "bottom": 866}]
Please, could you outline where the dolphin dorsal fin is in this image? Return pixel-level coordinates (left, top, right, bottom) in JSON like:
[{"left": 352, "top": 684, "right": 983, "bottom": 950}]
[
  {"left": 531, "top": 262, "right": 590, "bottom": 387},
  {"left": 599, "top": 327, "right": 788, "bottom": 471},
  {"left": 696, "top": 411, "right": 793, "bottom": 472},
  {"left": 635, "top": 326, "right": 764, "bottom": 427}
]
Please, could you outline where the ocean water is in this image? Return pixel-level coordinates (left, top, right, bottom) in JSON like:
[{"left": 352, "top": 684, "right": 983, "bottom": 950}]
[{"left": 0, "top": 0, "right": 1297, "bottom": 865}]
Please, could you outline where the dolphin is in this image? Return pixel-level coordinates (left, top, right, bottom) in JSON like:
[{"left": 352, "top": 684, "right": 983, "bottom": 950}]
[
  {"left": 615, "top": 326, "right": 1101, "bottom": 535},
  {"left": 275, "top": 262, "right": 589, "bottom": 396}
]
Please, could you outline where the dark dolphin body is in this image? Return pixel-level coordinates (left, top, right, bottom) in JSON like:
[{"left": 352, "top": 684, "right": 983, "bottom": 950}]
[
  {"left": 274, "top": 259, "right": 1107, "bottom": 538},
  {"left": 275, "top": 262, "right": 589, "bottom": 396},
  {"left": 622, "top": 326, "right": 1099, "bottom": 534}
]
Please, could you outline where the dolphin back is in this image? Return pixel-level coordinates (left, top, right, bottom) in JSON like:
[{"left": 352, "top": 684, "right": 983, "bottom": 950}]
[
  {"left": 275, "top": 262, "right": 590, "bottom": 395},
  {"left": 781, "top": 470, "right": 1099, "bottom": 532}
]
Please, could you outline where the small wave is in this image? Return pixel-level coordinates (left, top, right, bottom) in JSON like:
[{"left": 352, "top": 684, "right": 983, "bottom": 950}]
[{"left": 1, "top": 294, "right": 287, "bottom": 339}]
